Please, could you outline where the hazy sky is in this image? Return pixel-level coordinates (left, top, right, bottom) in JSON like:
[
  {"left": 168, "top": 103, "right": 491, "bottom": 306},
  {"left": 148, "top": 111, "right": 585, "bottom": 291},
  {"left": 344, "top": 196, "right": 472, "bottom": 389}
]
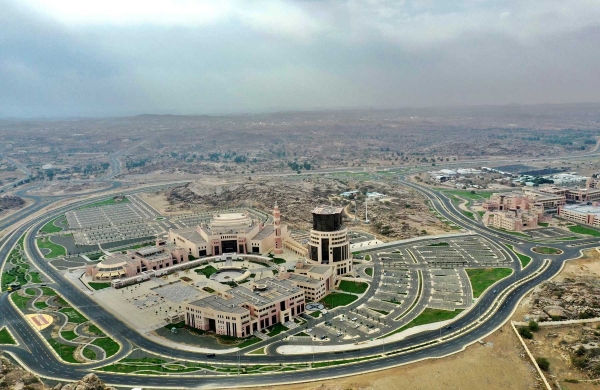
[{"left": 2, "top": 0, "right": 600, "bottom": 117}]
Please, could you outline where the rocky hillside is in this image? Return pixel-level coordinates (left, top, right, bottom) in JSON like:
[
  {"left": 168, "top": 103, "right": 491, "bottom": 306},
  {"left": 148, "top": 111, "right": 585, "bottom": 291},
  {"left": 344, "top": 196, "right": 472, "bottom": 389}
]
[
  {"left": 0, "top": 196, "right": 24, "bottom": 213},
  {"left": 0, "top": 353, "right": 115, "bottom": 390},
  {"left": 525, "top": 278, "right": 600, "bottom": 322}
]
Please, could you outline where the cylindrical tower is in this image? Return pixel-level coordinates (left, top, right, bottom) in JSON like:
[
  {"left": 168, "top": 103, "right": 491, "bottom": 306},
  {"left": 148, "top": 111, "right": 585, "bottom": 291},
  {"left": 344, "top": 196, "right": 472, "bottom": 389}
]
[{"left": 306, "top": 206, "right": 352, "bottom": 276}]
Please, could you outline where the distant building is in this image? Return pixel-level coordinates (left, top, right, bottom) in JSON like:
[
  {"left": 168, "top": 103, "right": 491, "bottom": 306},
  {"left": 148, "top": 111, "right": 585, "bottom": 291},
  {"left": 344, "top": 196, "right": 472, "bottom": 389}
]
[
  {"left": 185, "top": 278, "right": 305, "bottom": 338},
  {"left": 558, "top": 203, "right": 600, "bottom": 228},
  {"left": 485, "top": 209, "right": 540, "bottom": 232}
]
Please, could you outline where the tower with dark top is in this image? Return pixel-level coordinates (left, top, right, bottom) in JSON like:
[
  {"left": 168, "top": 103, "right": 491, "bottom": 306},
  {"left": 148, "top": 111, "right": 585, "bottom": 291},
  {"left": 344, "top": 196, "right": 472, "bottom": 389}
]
[{"left": 306, "top": 206, "right": 352, "bottom": 276}]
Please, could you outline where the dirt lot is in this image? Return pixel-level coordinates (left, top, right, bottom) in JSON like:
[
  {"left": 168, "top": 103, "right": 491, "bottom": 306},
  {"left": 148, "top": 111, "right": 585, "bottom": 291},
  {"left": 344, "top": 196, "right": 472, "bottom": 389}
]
[{"left": 239, "top": 323, "right": 541, "bottom": 390}]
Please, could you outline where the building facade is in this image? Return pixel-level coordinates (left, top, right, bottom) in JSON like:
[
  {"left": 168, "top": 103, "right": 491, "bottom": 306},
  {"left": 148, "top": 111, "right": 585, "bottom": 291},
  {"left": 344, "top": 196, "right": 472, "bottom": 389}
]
[
  {"left": 86, "top": 244, "right": 188, "bottom": 281},
  {"left": 167, "top": 206, "right": 289, "bottom": 258},
  {"left": 185, "top": 278, "right": 305, "bottom": 338},
  {"left": 557, "top": 203, "right": 600, "bottom": 228}
]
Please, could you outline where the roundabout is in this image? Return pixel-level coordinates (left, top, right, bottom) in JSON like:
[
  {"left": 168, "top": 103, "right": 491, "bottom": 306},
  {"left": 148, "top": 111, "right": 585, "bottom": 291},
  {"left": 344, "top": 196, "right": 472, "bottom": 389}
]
[{"left": 531, "top": 246, "right": 563, "bottom": 255}]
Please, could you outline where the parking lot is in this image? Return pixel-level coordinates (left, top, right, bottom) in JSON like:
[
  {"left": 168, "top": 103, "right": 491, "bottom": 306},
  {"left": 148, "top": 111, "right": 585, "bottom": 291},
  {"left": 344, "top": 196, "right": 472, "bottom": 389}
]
[
  {"left": 527, "top": 227, "right": 575, "bottom": 239},
  {"left": 411, "top": 236, "right": 506, "bottom": 267}
]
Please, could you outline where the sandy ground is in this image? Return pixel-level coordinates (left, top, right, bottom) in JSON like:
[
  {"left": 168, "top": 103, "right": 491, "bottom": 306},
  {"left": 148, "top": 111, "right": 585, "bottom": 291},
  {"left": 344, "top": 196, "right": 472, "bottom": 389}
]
[
  {"left": 511, "top": 248, "right": 600, "bottom": 390},
  {"left": 236, "top": 322, "right": 541, "bottom": 390},
  {"left": 138, "top": 191, "right": 200, "bottom": 215}
]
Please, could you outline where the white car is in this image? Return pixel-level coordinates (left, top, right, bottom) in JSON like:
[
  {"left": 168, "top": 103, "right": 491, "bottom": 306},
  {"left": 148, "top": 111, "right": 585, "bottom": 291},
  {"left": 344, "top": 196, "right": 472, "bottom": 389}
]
[
  {"left": 351, "top": 317, "right": 357, "bottom": 321},
  {"left": 340, "top": 318, "right": 344, "bottom": 322}
]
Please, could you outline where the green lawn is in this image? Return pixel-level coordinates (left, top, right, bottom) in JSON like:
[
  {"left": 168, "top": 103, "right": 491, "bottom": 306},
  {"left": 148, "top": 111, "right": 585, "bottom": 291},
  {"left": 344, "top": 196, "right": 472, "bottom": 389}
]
[
  {"left": 505, "top": 244, "right": 531, "bottom": 268},
  {"left": 61, "top": 330, "right": 79, "bottom": 341},
  {"left": 249, "top": 347, "right": 266, "bottom": 354},
  {"left": 36, "top": 237, "right": 66, "bottom": 258},
  {"left": 267, "top": 323, "right": 288, "bottom": 337},
  {"left": 567, "top": 225, "right": 600, "bottom": 237},
  {"left": 237, "top": 336, "right": 260, "bottom": 349},
  {"left": 80, "top": 197, "right": 129, "bottom": 209},
  {"left": 40, "top": 287, "right": 57, "bottom": 296},
  {"left": 365, "top": 268, "right": 373, "bottom": 276},
  {"left": 392, "top": 308, "right": 463, "bottom": 334},
  {"left": 89, "top": 282, "right": 112, "bottom": 290},
  {"left": 427, "top": 242, "right": 449, "bottom": 247},
  {"left": 462, "top": 211, "right": 475, "bottom": 220},
  {"left": 25, "top": 288, "right": 37, "bottom": 296},
  {"left": 59, "top": 307, "right": 88, "bottom": 324},
  {"left": 364, "top": 254, "right": 371, "bottom": 261},
  {"left": 436, "top": 189, "right": 495, "bottom": 199},
  {"left": 466, "top": 268, "right": 513, "bottom": 297},
  {"left": 92, "top": 337, "right": 120, "bottom": 357},
  {"left": 10, "top": 293, "right": 31, "bottom": 308},
  {"left": 82, "top": 347, "right": 96, "bottom": 360},
  {"left": 532, "top": 246, "right": 562, "bottom": 255},
  {"left": 320, "top": 292, "right": 358, "bottom": 308},
  {"left": 87, "top": 324, "right": 104, "bottom": 336},
  {"left": 309, "top": 311, "right": 321, "bottom": 318},
  {"left": 47, "top": 339, "right": 80, "bottom": 363},
  {"left": 34, "top": 301, "right": 48, "bottom": 310},
  {"left": 338, "top": 280, "right": 369, "bottom": 294},
  {"left": 195, "top": 265, "right": 218, "bottom": 278},
  {"left": 28, "top": 272, "right": 42, "bottom": 283},
  {"left": 538, "top": 222, "right": 549, "bottom": 227},
  {"left": 0, "top": 328, "right": 16, "bottom": 345},
  {"left": 40, "top": 217, "right": 64, "bottom": 234},
  {"left": 272, "top": 257, "right": 287, "bottom": 264}
]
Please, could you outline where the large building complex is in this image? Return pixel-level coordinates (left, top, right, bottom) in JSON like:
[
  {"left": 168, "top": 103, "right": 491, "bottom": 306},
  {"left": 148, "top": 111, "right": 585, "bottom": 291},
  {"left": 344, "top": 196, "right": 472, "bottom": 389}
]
[
  {"left": 483, "top": 190, "right": 554, "bottom": 232},
  {"left": 558, "top": 203, "right": 600, "bottom": 228},
  {"left": 185, "top": 278, "right": 305, "bottom": 338},
  {"left": 86, "top": 244, "right": 188, "bottom": 281},
  {"left": 306, "top": 206, "right": 353, "bottom": 276},
  {"left": 167, "top": 205, "right": 288, "bottom": 258}
]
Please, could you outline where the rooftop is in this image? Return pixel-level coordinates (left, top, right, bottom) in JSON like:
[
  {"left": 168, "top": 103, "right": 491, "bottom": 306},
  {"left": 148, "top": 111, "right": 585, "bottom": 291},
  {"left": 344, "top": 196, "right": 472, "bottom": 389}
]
[
  {"left": 312, "top": 205, "right": 344, "bottom": 215},
  {"left": 562, "top": 204, "right": 600, "bottom": 217}
]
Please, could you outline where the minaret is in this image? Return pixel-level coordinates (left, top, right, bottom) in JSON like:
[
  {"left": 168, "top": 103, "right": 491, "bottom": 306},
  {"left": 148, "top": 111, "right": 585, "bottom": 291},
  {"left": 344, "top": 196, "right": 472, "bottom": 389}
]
[{"left": 273, "top": 202, "right": 283, "bottom": 255}]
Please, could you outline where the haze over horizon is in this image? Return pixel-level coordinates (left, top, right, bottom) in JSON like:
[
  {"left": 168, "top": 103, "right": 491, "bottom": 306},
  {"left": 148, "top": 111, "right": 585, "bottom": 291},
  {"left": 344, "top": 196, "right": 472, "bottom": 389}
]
[{"left": 2, "top": 0, "right": 600, "bottom": 118}]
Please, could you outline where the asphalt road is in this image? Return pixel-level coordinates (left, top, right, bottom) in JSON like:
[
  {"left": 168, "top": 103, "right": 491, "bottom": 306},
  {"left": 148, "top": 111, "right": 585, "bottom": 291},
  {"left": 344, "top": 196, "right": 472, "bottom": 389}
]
[{"left": 1, "top": 178, "right": 598, "bottom": 387}]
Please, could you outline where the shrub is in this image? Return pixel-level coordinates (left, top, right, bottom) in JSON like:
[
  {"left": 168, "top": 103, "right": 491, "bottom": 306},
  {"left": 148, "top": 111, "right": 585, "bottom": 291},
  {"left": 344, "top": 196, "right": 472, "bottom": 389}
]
[
  {"left": 536, "top": 357, "right": 550, "bottom": 371},
  {"left": 518, "top": 327, "right": 533, "bottom": 339},
  {"left": 528, "top": 320, "right": 539, "bottom": 332},
  {"left": 571, "top": 355, "right": 588, "bottom": 369}
]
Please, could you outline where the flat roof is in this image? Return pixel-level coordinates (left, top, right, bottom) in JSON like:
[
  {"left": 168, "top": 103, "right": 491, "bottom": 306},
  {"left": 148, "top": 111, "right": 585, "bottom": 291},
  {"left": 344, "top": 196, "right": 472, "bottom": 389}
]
[
  {"left": 173, "top": 228, "right": 207, "bottom": 244},
  {"left": 312, "top": 205, "right": 343, "bottom": 215},
  {"left": 306, "top": 265, "right": 331, "bottom": 275},
  {"left": 563, "top": 204, "right": 600, "bottom": 216},
  {"left": 189, "top": 295, "right": 248, "bottom": 314},
  {"left": 251, "top": 225, "right": 274, "bottom": 241},
  {"left": 289, "top": 274, "right": 321, "bottom": 285}
]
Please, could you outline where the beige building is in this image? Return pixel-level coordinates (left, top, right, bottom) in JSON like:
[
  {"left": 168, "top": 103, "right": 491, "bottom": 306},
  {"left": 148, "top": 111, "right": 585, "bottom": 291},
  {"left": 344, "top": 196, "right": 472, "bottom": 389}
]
[
  {"left": 558, "top": 203, "right": 600, "bottom": 228},
  {"left": 86, "top": 243, "right": 188, "bottom": 281},
  {"left": 168, "top": 206, "right": 288, "bottom": 258},
  {"left": 287, "top": 263, "right": 334, "bottom": 301},
  {"left": 185, "top": 278, "right": 305, "bottom": 338},
  {"left": 306, "top": 206, "right": 353, "bottom": 276},
  {"left": 486, "top": 209, "right": 539, "bottom": 232}
]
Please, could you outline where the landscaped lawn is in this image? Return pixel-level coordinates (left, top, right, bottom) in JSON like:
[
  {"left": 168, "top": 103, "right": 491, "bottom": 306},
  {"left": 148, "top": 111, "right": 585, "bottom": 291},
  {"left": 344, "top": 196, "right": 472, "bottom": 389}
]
[
  {"left": 25, "top": 288, "right": 37, "bottom": 296},
  {"left": 59, "top": 307, "right": 88, "bottom": 324},
  {"left": 532, "top": 246, "right": 562, "bottom": 255},
  {"left": 365, "top": 268, "right": 373, "bottom": 276},
  {"left": 271, "top": 257, "right": 287, "bottom": 264},
  {"left": 89, "top": 282, "right": 112, "bottom": 290},
  {"left": 320, "top": 292, "right": 358, "bottom": 308},
  {"left": 267, "top": 323, "right": 288, "bottom": 337},
  {"left": 80, "top": 197, "right": 129, "bottom": 209},
  {"left": 36, "top": 237, "right": 66, "bottom": 258},
  {"left": 82, "top": 347, "right": 96, "bottom": 360},
  {"left": 195, "top": 265, "right": 218, "bottom": 278},
  {"left": 237, "top": 336, "right": 260, "bottom": 349},
  {"left": 10, "top": 293, "right": 31, "bottom": 308},
  {"left": 338, "top": 280, "right": 369, "bottom": 294},
  {"left": 505, "top": 244, "right": 531, "bottom": 268},
  {"left": 40, "top": 217, "right": 64, "bottom": 234},
  {"left": 0, "top": 328, "right": 16, "bottom": 345},
  {"left": 309, "top": 311, "right": 321, "bottom": 318},
  {"left": 92, "top": 337, "right": 120, "bottom": 357},
  {"left": 568, "top": 225, "right": 600, "bottom": 237},
  {"left": 462, "top": 211, "right": 475, "bottom": 220},
  {"left": 436, "top": 189, "right": 495, "bottom": 200},
  {"left": 61, "top": 330, "right": 79, "bottom": 341},
  {"left": 87, "top": 324, "right": 104, "bottom": 336},
  {"left": 538, "top": 222, "right": 549, "bottom": 227},
  {"left": 393, "top": 308, "right": 463, "bottom": 334},
  {"left": 34, "top": 301, "right": 48, "bottom": 310},
  {"left": 47, "top": 339, "right": 79, "bottom": 363},
  {"left": 465, "top": 268, "right": 513, "bottom": 297},
  {"left": 28, "top": 272, "right": 43, "bottom": 283},
  {"left": 40, "top": 287, "right": 57, "bottom": 296}
]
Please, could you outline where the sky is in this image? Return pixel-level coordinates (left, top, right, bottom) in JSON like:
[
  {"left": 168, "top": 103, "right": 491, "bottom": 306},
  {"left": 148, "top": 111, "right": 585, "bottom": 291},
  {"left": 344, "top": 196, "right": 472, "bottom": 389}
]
[{"left": 1, "top": 0, "right": 600, "bottom": 117}]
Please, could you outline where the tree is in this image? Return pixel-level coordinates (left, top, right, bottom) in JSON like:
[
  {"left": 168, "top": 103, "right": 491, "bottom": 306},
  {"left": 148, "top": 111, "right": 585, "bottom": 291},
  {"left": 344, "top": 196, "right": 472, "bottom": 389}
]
[
  {"left": 518, "top": 327, "right": 533, "bottom": 339},
  {"left": 536, "top": 357, "right": 550, "bottom": 371}
]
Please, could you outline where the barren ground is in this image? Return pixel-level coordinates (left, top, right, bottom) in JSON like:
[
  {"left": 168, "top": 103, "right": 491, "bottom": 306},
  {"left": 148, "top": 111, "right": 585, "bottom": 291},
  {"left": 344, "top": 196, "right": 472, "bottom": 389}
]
[{"left": 237, "top": 322, "right": 541, "bottom": 390}]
